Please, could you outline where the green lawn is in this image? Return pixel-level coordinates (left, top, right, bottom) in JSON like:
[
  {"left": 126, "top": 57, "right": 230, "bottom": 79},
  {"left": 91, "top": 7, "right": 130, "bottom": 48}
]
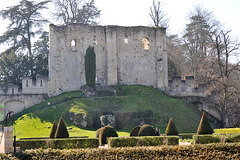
[{"left": 10, "top": 85, "right": 217, "bottom": 139}]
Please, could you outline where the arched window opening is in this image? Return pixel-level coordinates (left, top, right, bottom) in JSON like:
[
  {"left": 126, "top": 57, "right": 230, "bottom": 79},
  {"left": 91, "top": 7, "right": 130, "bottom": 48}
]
[
  {"left": 142, "top": 37, "right": 150, "bottom": 50},
  {"left": 71, "top": 39, "right": 76, "bottom": 47},
  {"left": 124, "top": 39, "right": 128, "bottom": 44},
  {"left": 71, "top": 39, "right": 77, "bottom": 50},
  {"left": 93, "top": 39, "right": 98, "bottom": 45}
]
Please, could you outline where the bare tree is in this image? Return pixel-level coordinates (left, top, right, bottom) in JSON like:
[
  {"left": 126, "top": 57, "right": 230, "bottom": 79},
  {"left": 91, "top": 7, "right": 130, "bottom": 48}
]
[
  {"left": 149, "top": 0, "right": 169, "bottom": 28},
  {"left": 53, "top": 0, "right": 100, "bottom": 25},
  {"left": 167, "top": 35, "right": 188, "bottom": 78},
  {"left": 183, "top": 6, "right": 220, "bottom": 79},
  {"left": 200, "top": 30, "right": 240, "bottom": 126}
]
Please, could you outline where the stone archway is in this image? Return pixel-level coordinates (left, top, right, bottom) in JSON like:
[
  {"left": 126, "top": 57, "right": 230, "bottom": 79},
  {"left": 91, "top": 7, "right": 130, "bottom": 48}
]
[{"left": 4, "top": 100, "right": 25, "bottom": 118}]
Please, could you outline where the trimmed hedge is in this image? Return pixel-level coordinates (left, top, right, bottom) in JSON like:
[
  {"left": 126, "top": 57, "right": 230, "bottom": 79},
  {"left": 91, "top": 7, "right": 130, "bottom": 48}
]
[
  {"left": 214, "top": 133, "right": 240, "bottom": 143},
  {"left": 108, "top": 136, "right": 179, "bottom": 147},
  {"left": 16, "top": 138, "right": 99, "bottom": 150},
  {"left": 215, "top": 128, "right": 240, "bottom": 134},
  {"left": 193, "top": 135, "right": 220, "bottom": 144},
  {"left": 225, "top": 133, "right": 240, "bottom": 142},
  {"left": 178, "top": 133, "right": 195, "bottom": 139},
  {"left": 193, "top": 133, "right": 240, "bottom": 144},
  {"left": 5, "top": 143, "right": 240, "bottom": 159}
]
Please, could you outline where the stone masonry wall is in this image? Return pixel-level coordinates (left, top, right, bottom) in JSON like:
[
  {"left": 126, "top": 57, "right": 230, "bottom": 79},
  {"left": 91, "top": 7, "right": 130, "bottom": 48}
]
[
  {"left": 22, "top": 76, "right": 48, "bottom": 94},
  {"left": 48, "top": 24, "right": 168, "bottom": 96},
  {"left": 167, "top": 76, "right": 207, "bottom": 97}
]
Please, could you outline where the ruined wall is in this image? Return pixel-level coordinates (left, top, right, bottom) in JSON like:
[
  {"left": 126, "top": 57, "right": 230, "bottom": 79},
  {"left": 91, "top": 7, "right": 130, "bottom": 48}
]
[
  {"left": 115, "top": 26, "right": 167, "bottom": 88},
  {"left": 0, "top": 85, "right": 19, "bottom": 95},
  {"left": 0, "top": 94, "right": 47, "bottom": 118},
  {"left": 167, "top": 76, "right": 207, "bottom": 97},
  {"left": 48, "top": 24, "right": 168, "bottom": 96},
  {"left": 22, "top": 76, "right": 48, "bottom": 94}
]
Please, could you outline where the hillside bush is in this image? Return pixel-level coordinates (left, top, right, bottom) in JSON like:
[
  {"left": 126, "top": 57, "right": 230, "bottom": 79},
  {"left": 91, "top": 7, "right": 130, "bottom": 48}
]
[
  {"left": 138, "top": 125, "right": 155, "bottom": 136},
  {"left": 165, "top": 118, "right": 178, "bottom": 135},
  {"left": 130, "top": 125, "right": 141, "bottom": 136},
  {"left": 197, "top": 112, "right": 213, "bottom": 135},
  {"left": 85, "top": 46, "right": 96, "bottom": 87},
  {"left": 55, "top": 117, "right": 69, "bottom": 138},
  {"left": 49, "top": 121, "right": 57, "bottom": 139},
  {"left": 99, "top": 125, "right": 118, "bottom": 145}
]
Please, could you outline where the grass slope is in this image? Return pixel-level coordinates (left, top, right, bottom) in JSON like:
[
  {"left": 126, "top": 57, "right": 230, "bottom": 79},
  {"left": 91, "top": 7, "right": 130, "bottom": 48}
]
[{"left": 11, "top": 85, "right": 210, "bottom": 138}]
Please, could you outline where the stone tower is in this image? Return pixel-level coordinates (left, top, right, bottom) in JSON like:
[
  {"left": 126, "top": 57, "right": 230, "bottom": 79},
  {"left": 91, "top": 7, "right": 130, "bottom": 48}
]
[{"left": 48, "top": 24, "right": 168, "bottom": 96}]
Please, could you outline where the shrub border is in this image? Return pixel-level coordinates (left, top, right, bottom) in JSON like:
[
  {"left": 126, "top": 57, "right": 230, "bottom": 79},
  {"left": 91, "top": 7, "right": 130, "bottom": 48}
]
[
  {"left": 108, "top": 136, "right": 179, "bottom": 147},
  {"left": 193, "top": 133, "right": 240, "bottom": 144},
  {"left": 16, "top": 138, "right": 99, "bottom": 150}
]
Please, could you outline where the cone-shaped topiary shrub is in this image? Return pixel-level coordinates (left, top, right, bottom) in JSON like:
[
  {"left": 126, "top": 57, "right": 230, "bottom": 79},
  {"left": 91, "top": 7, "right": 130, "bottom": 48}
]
[
  {"left": 55, "top": 117, "right": 69, "bottom": 138},
  {"left": 99, "top": 125, "right": 118, "bottom": 145},
  {"left": 197, "top": 111, "right": 213, "bottom": 134},
  {"left": 138, "top": 124, "right": 155, "bottom": 136},
  {"left": 165, "top": 118, "right": 178, "bottom": 136},
  {"left": 49, "top": 121, "right": 57, "bottom": 139},
  {"left": 130, "top": 125, "right": 141, "bottom": 137},
  {"left": 95, "top": 127, "right": 103, "bottom": 138}
]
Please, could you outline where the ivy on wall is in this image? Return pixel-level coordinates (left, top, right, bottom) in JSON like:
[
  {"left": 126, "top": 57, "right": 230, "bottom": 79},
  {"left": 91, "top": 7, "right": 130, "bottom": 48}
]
[{"left": 85, "top": 46, "right": 96, "bottom": 87}]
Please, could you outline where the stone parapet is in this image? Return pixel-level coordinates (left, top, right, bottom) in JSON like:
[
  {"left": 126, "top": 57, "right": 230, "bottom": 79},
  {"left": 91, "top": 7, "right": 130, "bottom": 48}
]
[{"left": 168, "top": 76, "right": 207, "bottom": 97}]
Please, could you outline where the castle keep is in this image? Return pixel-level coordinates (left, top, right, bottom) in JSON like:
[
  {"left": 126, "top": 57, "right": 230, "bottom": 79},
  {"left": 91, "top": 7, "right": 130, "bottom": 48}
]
[
  {"left": 47, "top": 24, "right": 168, "bottom": 96},
  {"left": 1, "top": 24, "right": 230, "bottom": 126}
]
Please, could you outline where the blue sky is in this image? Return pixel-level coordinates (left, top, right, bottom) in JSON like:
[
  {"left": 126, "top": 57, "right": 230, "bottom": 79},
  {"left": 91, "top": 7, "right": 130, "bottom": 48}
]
[{"left": 0, "top": 0, "right": 240, "bottom": 38}]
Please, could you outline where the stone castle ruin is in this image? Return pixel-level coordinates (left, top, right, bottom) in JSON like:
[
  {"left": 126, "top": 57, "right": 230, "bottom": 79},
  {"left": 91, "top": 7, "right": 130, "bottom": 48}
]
[
  {"left": 0, "top": 24, "right": 236, "bottom": 126},
  {"left": 47, "top": 24, "right": 168, "bottom": 96}
]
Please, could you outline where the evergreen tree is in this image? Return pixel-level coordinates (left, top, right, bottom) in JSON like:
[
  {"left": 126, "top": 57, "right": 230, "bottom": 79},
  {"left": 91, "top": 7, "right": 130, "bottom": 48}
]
[
  {"left": 55, "top": 117, "right": 69, "bottom": 138},
  {"left": 183, "top": 6, "right": 220, "bottom": 78},
  {"left": 85, "top": 46, "right": 96, "bottom": 87},
  {"left": 32, "top": 31, "right": 49, "bottom": 77},
  {"left": 197, "top": 112, "right": 213, "bottom": 134},
  {"left": 0, "top": 0, "right": 49, "bottom": 85},
  {"left": 0, "top": 51, "right": 30, "bottom": 87}
]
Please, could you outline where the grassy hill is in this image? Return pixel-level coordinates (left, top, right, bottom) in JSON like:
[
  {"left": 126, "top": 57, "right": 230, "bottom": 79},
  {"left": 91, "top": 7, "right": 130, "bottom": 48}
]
[{"left": 10, "top": 85, "right": 213, "bottom": 138}]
